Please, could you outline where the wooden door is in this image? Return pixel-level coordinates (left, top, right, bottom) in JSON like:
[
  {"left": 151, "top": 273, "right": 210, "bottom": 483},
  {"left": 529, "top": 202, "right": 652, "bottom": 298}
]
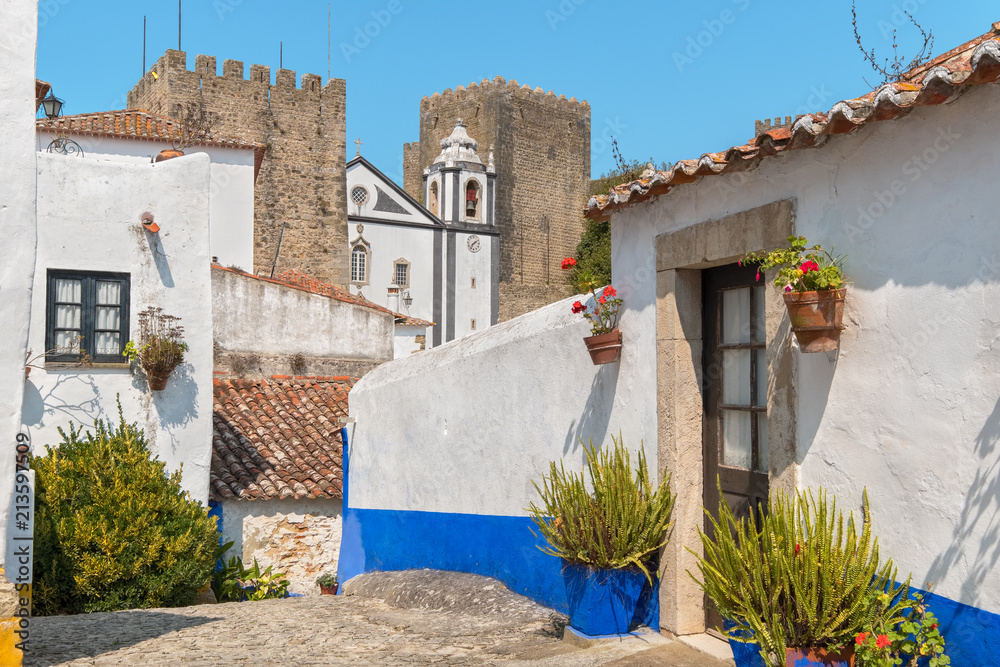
[{"left": 702, "top": 263, "right": 769, "bottom": 632}]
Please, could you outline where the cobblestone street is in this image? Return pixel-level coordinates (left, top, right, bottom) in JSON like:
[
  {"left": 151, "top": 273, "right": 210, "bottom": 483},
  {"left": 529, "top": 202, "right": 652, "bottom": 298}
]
[{"left": 24, "top": 571, "right": 734, "bottom": 667}]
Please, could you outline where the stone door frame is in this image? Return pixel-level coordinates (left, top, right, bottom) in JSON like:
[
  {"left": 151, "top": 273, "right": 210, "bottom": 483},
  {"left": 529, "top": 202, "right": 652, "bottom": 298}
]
[{"left": 654, "top": 198, "right": 799, "bottom": 634}]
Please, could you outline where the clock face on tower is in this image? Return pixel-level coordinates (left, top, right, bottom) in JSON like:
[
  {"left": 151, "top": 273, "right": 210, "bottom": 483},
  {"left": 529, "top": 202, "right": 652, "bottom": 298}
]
[{"left": 467, "top": 235, "right": 481, "bottom": 253}]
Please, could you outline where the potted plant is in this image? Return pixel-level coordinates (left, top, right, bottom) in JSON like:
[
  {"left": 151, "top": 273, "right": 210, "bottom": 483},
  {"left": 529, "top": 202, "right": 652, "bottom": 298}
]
[
  {"left": 741, "top": 236, "right": 847, "bottom": 353},
  {"left": 561, "top": 257, "right": 624, "bottom": 364},
  {"left": 316, "top": 573, "right": 339, "bottom": 596},
  {"left": 123, "top": 307, "right": 188, "bottom": 391},
  {"left": 527, "top": 435, "right": 675, "bottom": 636},
  {"left": 691, "top": 488, "right": 931, "bottom": 667}
]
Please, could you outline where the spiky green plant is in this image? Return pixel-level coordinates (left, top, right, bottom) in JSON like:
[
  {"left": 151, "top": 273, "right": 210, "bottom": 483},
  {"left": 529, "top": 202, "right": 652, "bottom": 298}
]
[
  {"left": 691, "top": 488, "right": 911, "bottom": 666},
  {"left": 526, "top": 435, "right": 675, "bottom": 583}
]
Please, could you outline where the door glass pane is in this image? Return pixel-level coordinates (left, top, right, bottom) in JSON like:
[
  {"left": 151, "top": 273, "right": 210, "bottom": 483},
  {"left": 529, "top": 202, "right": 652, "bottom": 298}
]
[
  {"left": 755, "top": 349, "right": 767, "bottom": 407},
  {"left": 756, "top": 414, "right": 769, "bottom": 473},
  {"left": 722, "top": 349, "right": 751, "bottom": 405},
  {"left": 721, "top": 288, "right": 750, "bottom": 344},
  {"left": 752, "top": 285, "right": 766, "bottom": 342},
  {"left": 722, "top": 410, "right": 752, "bottom": 469}
]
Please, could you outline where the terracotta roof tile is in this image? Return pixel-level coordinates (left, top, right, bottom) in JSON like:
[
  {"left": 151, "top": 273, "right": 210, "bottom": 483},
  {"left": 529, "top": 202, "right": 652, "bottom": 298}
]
[
  {"left": 210, "top": 376, "right": 355, "bottom": 502},
  {"left": 36, "top": 109, "right": 266, "bottom": 178},
  {"left": 395, "top": 315, "right": 434, "bottom": 327},
  {"left": 585, "top": 24, "right": 1000, "bottom": 221}
]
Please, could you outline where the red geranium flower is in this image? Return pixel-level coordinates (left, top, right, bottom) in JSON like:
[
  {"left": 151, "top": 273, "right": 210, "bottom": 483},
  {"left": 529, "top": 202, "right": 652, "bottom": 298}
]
[
  {"left": 794, "top": 543, "right": 801, "bottom": 555},
  {"left": 801, "top": 260, "right": 819, "bottom": 274},
  {"left": 603, "top": 286, "right": 617, "bottom": 298},
  {"left": 876, "top": 634, "right": 891, "bottom": 649},
  {"left": 561, "top": 257, "right": 577, "bottom": 270},
  {"left": 571, "top": 301, "right": 586, "bottom": 314},
  {"left": 855, "top": 632, "right": 868, "bottom": 645},
  {"left": 598, "top": 296, "right": 607, "bottom": 305}
]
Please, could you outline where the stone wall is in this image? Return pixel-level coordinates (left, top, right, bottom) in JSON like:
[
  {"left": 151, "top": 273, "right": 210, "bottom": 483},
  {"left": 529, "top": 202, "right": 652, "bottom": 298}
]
[
  {"left": 127, "top": 50, "right": 348, "bottom": 285},
  {"left": 404, "top": 78, "right": 590, "bottom": 320}
]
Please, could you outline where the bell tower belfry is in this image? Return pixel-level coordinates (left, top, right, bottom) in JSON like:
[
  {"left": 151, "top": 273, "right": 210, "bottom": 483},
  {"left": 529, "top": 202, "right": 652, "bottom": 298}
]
[{"left": 422, "top": 119, "right": 496, "bottom": 226}]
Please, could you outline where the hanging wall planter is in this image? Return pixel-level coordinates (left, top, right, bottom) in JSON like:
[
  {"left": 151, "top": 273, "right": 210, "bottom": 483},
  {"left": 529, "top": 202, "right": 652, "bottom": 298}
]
[
  {"left": 782, "top": 289, "right": 847, "bottom": 353},
  {"left": 784, "top": 645, "right": 855, "bottom": 667},
  {"left": 123, "top": 307, "right": 188, "bottom": 393},
  {"left": 583, "top": 330, "right": 622, "bottom": 365},
  {"left": 154, "top": 148, "right": 184, "bottom": 162}
]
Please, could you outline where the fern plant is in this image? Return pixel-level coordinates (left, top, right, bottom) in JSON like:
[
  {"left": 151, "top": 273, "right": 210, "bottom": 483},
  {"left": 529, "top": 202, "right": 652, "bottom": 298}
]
[
  {"left": 526, "top": 435, "right": 675, "bottom": 583},
  {"left": 691, "top": 488, "right": 911, "bottom": 666}
]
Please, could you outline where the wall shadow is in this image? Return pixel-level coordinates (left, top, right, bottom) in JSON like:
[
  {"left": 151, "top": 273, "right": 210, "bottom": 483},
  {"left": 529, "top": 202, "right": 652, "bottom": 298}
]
[
  {"left": 25, "top": 610, "right": 218, "bottom": 667},
  {"left": 563, "top": 361, "right": 620, "bottom": 458}
]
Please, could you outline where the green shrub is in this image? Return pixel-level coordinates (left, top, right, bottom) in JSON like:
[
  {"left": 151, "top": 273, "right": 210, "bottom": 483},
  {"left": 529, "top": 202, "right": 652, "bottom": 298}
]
[
  {"left": 32, "top": 407, "right": 219, "bottom": 615},
  {"left": 691, "top": 487, "right": 911, "bottom": 665},
  {"left": 526, "top": 435, "right": 675, "bottom": 582}
]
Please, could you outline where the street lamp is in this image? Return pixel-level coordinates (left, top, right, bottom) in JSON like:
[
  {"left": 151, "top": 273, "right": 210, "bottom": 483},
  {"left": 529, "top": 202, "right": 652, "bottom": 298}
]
[
  {"left": 402, "top": 291, "right": 413, "bottom": 308},
  {"left": 40, "top": 91, "right": 64, "bottom": 119}
]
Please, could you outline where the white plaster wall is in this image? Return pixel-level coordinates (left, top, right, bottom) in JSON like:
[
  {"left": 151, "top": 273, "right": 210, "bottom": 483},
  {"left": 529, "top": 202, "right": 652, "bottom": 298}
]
[
  {"left": 355, "top": 221, "right": 436, "bottom": 325},
  {"left": 36, "top": 131, "right": 254, "bottom": 270},
  {"left": 219, "top": 498, "right": 342, "bottom": 596},
  {"left": 609, "top": 83, "right": 1000, "bottom": 613},
  {"left": 212, "top": 268, "right": 393, "bottom": 363},
  {"left": 349, "top": 296, "right": 643, "bottom": 516},
  {"left": 23, "top": 153, "right": 215, "bottom": 503},
  {"left": 0, "top": 0, "right": 38, "bottom": 563},
  {"left": 453, "top": 230, "right": 493, "bottom": 338},
  {"left": 393, "top": 326, "right": 426, "bottom": 359}
]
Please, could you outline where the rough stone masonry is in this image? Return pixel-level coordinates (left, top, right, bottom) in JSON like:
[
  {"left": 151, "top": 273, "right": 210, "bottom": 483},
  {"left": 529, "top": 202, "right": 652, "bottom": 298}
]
[{"left": 128, "top": 50, "right": 348, "bottom": 285}]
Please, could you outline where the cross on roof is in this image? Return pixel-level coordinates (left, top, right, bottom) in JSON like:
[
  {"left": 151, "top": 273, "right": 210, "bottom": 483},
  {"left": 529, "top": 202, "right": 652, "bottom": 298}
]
[{"left": 354, "top": 137, "right": 362, "bottom": 156}]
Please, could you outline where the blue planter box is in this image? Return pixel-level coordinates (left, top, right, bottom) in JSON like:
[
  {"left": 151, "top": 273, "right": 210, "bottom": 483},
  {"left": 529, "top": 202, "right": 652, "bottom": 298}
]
[{"left": 563, "top": 564, "right": 648, "bottom": 636}]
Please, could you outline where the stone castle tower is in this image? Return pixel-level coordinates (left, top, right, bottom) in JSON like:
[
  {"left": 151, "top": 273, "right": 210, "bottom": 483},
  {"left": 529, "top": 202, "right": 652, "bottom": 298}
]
[
  {"left": 403, "top": 77, "right": 591, "bottom": 321},
  {"left": 127, "top": 50, "right": 348, "bottom": 285}
]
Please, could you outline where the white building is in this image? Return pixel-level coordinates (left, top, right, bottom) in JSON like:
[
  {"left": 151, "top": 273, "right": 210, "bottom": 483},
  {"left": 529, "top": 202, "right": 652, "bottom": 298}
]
[
  {"left": 36, "top": 110, "right": 262, "bottom": 271},
  {"left": 346, "top": 120, "right": 498, "bottom": 349}
]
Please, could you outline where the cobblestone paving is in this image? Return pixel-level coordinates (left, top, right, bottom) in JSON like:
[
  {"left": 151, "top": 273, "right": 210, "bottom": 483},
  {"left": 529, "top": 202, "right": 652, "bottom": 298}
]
[{"left": 24, "top": 571, "right": 733, "bottom": 667}]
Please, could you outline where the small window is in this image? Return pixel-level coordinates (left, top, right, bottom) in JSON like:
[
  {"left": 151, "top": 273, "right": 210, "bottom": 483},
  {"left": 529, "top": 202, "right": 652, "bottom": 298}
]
[
  {"left": 395, "top": 263, "right": 408, "bottom": 287},
  {"left": 46, "top": 270, "right": 129, "bottom": 364},
  {"left": 471, "top": 318, "right": 477, "bottom": 331},
  {"left": 351, "top": 186, "right": 369, "bottom": 206},
  {"left": 429, "top": 181, "right": 439, "bottom": 217},
  {"left": 392, "top": 257, "right": 411, "bottom": 288},
  {"left": 351, "top": 245, "right": 368, "bottom": 284},
  {"left": 471, "top": 277, "right": 477, "bottom": 289}
]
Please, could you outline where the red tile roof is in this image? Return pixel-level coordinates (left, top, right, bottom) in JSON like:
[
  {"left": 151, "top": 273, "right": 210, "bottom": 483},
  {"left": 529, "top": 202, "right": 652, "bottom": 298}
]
[
  {"left": 36, "top": 109, "right": 265, "bottom": 179},
  {"left": 211, "top": 376, "right": 354, "bottom": 501},
  {"left": 35, "top": 80, "right": 51, "bottom": 111},
  {"left": 585, "top": 23, "right": 1000, "bottom": 221},
  {"left": 395, "top": 315, "right": 434, "bottom": 327}
]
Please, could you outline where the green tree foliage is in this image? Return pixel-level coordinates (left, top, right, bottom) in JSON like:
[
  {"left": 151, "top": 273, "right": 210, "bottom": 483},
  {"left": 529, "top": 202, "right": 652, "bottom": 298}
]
[
  {"left": 32, "top": 407, "right": 219, "bottom": 615},
  {"left": 526, "top": 435, "right": 675, "bottom": 583}
]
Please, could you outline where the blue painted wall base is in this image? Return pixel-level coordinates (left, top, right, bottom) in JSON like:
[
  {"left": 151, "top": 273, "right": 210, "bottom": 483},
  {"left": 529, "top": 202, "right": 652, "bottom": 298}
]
[{"left": 337, "top": 506, "right": 659, "bottom": 628}]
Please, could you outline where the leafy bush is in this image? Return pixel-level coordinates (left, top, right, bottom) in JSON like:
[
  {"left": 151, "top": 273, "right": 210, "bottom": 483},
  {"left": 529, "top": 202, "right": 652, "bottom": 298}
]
[
  {"left": 526, "top": 435, "right": 675, "bottom": 583},
  {"left": 32, "top": 407, "right": 219, "bottom": 615},
  {"left": 692, "top": 488, "right": 911, "bottom": 665}
]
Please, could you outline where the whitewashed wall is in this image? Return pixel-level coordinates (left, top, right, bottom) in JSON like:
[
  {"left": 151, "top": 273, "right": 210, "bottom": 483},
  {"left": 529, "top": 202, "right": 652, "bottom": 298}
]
[
  {"left": 393, "top": 325, "right": 426, "bottom": 359},
  {"left": 0, "top": 0, "right": 38, "bottom": 562},
  {"left": 610, "top": 83, "right": 1000, "bottom": 619},
  {"left": 212, "top": 268, "right": 394, "bottom": 365},
  {"left": 23, "top": 153, "right": 215, "bottom": 503},
  {"left": 35, "top": 132, "right": 255, "bottom": 270},
  {"left": 352, "top": 220, "right": 436, "bottom": 325},
  {"left": 349, "top": 296, "right": 641, "bottom": 515}
]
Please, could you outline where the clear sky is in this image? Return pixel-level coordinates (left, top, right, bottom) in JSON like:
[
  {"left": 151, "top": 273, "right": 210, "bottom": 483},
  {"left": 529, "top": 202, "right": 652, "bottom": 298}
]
[{"left": 36, "top": 1, "right": 998, "bottom": 184}]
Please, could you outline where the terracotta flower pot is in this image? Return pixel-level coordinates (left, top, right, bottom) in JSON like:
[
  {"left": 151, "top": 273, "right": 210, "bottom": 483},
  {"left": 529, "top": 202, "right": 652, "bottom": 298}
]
[
  {"left": 785, "top": 645, "right": 855, "bottom": 666},
  {"left": 782, "top": 289, "right": 847, "bottom": 353},
  {"left": 154, "top": 148, "right": 185, "bottom": 162},
  {"left": 146, "top": 369, "right": 172, "bottom": 391},
  {"left": 319, "top": 583, "right": 338, "bottom": 595},
  {"left": 583, "top": 330, "right": 622, "bottom": 365}
]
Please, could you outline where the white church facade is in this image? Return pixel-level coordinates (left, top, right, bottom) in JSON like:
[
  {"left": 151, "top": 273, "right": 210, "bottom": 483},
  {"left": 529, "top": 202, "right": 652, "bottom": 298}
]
[{"left": 346, "top": 120, "right": 499, "bottom": 349}]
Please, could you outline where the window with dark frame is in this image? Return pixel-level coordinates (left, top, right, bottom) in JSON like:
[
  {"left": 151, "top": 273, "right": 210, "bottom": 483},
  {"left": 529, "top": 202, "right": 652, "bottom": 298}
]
[
  {"left": 395, "top": 262, "right": 408, "bottom": 287},
  {"left": 46, "top": 270, "right": 129, "bottom": 364}
]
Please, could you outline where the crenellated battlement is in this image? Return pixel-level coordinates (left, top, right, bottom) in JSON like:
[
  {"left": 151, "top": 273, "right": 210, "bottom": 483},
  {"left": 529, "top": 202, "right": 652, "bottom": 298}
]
[
  {"left": 127, "top": 49, "right": 341, "bottom": 107},
  {"left": 419, "top": 75, "right": 589, "bottom": 114}
]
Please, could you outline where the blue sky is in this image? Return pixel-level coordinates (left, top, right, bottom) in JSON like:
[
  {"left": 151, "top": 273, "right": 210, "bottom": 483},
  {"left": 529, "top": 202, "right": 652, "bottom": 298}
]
[{"left": 36, "top": 1, "right": 998, "bottom": 183}]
